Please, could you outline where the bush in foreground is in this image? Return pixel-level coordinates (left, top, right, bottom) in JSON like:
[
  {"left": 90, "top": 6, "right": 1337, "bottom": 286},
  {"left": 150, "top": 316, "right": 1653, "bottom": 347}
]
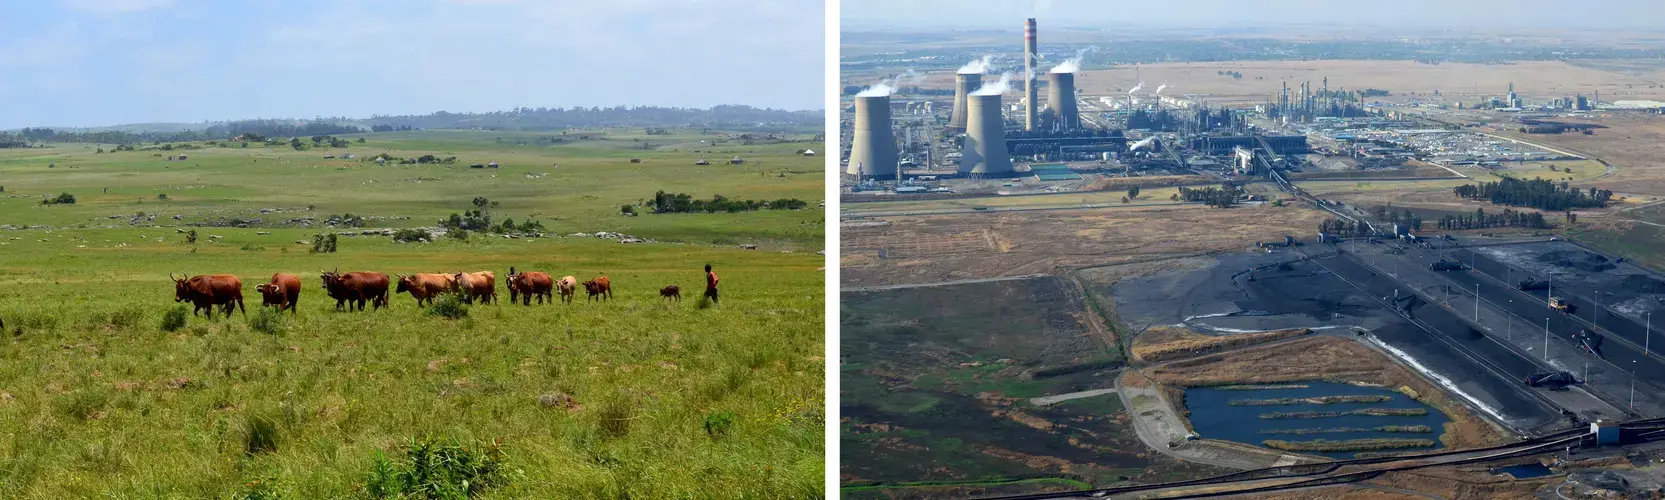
[
  {"left": 363, "top": 437, "right": 512, "bottom": 499},
  {"left": 160, "top": 305, "right": 189, "bottom": 332}
]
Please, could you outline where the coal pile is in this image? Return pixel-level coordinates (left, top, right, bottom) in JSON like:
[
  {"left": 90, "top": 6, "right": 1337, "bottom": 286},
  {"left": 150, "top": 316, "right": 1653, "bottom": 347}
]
[
  {"left": 1537, "top": 250, "right": 1616, "bottom": 272},
  {"left": 1620, "top": 274, "right": 1665, "bottom": 294}
]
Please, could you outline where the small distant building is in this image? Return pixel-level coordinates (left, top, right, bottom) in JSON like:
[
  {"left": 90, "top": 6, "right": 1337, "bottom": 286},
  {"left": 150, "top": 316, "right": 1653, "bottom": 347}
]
[
  {"left": 1593, "top": 420, "right": 1620, "bottom": 445},
  {"left": 469, "top": 163, "right": 485, "bottom": 169},
  {"left": 177, "top": 154, "right": 188, "bottom": 160},
  {"left": 802, "top": 150, "right": 816, "bottom": 156},
  {"left": 342, "top": 154, "right": 354, "bottom": 159},
  {"left": 324, "top": 154, "right": 336, "bottom": 159},
  {"left": 487, "top": 161, "right": 500, "bottom": 168},
  {"left": 730, "top": 156, "right": 744, "bottom": 164},
  {"left": 695, "top": 159, "right": 710, "bottom": 165},
  {"left": 629, "top": 158, "right": 642, "bottom": 163},
  {"left": 374, "top": 157, "right": 387, "bottom": 164}
]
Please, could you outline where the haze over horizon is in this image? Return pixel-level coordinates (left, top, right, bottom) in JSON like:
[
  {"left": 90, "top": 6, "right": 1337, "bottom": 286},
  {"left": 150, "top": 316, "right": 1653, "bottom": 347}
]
[
  {"left": 0, "top": 0, "right": 824, "bottom": 130},
  {"left": 841, "top": 0, "right": 1665, "bottom": 32}
]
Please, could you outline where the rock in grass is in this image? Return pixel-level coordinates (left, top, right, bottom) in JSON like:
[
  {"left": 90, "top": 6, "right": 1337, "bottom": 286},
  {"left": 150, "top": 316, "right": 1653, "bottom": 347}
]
[{"left": 538, "top": 392, "right": 581, "bottom": 411}]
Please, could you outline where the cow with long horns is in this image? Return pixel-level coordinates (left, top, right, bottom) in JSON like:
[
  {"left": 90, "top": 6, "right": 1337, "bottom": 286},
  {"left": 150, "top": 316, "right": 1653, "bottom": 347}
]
[{"left": 171, "top": 273, "right": 246, "bottom": 318}]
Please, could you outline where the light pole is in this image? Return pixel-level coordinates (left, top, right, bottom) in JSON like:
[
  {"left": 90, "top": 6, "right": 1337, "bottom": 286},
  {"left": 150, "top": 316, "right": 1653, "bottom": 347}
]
[
  {"left": 1508, "top": 300, "right": 1513, "bottom": 341},
  {"left": 1475, "top": 283, "right": 1481, "bottom": 322},
  {"left": 1647, "top": 312, "right": 1653, "bottom": 357},
  {"left": 1544, "top": 318, "right": 1551, "bottom": 361}
]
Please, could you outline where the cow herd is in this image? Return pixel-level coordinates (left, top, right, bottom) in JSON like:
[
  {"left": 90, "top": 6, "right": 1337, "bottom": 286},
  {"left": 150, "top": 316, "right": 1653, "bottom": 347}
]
[{"left": 169, "top": 266, "right": 648, "bottom": 318}]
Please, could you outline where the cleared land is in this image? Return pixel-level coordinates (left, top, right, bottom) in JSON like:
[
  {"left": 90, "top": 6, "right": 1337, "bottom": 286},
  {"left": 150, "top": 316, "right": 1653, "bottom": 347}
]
[
  {"left": 840, "top": 203, "right": 1332, "bottom": 288},
  {"left": 0, "top": 130, "right": 824, "bottom": 497}
]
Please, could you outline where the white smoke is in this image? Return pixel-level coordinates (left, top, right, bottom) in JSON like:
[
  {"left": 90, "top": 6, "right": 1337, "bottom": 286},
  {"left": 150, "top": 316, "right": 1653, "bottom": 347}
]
[
  {"left": 855, "top": 84, "right": 892, "bottom": 97},
  {"left": 972, "top": 72, "right": 1013, "bottom": 96},
  {"left": 854, "top": 69, "right": 925, "bottom": 97},
  {"left": 1048, "top": 46, "right": 1096, "bottom": 74},
  {"left": 1129, "top": 136, "right": 1157, "bottom": 152},
  {"left": 1128, "top": 81, "right": 1145, "bottom": 95},
  {"left": 958, "top": 55, "right": 994, "bottom": 74},
  {"left": 1155, "top": 83, "right": 1168, "bottom": 95}
]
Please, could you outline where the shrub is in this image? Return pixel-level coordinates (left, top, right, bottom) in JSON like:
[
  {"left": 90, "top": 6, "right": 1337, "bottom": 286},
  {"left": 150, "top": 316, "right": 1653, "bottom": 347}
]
[
  {"left": 157, "top": 193, "right": 168, "bottom": 200},
  {"left": 393, "top": 229, "right": 429, "bottom": 243},
  {"left": 427, "top": 292, "right": 468, "bottom": 319},
  {"left": 620, "top": 204, "right": 636, "bottom": 215},
  {"left": 703, "top": 410, "right": 736, "bottom": 438},
  {"left": 363, "top": 437, "right": 510, "bottom": 499},
  {"left": 445, "top": 228, "right": 469, "bottom": 241},
  {"left": 105, "top": 304, "right": 145, "bottom": 330},
  {"left": 597, "top": 395, "right": 637, "bottom": 439},
  {"left": 160, "top": 306, "right": 189, "bottom": 332},
  {"left": 41, "top": 192, "right": 76, "bottom": 205},
  {"left": 250, "top": 307, "right": 285, "bottom": 335}
]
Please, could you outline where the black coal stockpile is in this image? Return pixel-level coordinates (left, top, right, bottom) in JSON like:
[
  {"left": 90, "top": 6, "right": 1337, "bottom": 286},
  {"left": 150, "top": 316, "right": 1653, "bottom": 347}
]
[
  {"left": 1619, "top": 274, "right": 1665, "bottom": 294},
  {"left": 1536, "top": 250, "right": 1616, "bottom": 273}
]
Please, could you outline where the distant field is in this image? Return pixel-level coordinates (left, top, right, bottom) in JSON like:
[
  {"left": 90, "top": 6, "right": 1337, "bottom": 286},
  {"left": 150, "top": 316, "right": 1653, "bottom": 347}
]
[
  {"left": 845, "top": 187, "right": 1182, "bottom": 213},
  {"left": 0, "top": 129, "right": 823, "bottom": 249},
  {"left": 0, "top": 129, "right": 825, "bottom": 497}
]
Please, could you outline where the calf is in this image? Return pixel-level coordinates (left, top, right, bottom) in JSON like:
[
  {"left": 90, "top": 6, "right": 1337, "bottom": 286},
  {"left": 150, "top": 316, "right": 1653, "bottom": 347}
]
[
  {"left": 659, "top": 285, "right": 681, "bottom": 301},
  {"left": 556, "top": 276, "right": 578, "bottom": 304},
  {"left": 583, "top": 276, "right": 613, "bottom": 302}
]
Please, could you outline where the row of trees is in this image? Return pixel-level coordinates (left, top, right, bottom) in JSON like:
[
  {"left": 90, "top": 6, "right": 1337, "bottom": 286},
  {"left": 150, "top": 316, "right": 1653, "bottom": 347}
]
[
  {"left": 648, "top": 190, "right": 809, "bottom": 214},
  {"left": 1435, "top": 207, "right": 1550, "bottom": 230},
  {"left": 1176, "top": 184, "right": 1243, "bottom": 208},
  {"left": 1452, "top": 178, "right": 1612, "bottom": 211},
  {"left": 1371, "top": 205, "right": 1424, "bottom": 232},
  {"left": 1319, "top": 218, "right": 1374, "bottom": 236}
]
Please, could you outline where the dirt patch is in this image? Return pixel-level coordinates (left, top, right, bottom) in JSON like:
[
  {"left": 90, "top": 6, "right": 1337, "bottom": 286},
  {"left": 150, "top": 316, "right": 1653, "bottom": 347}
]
[
  {"left": 1132, "top": 327, "right": 1311, "bottom": 364},
  {"left": 1145, "top": 336, "right": 1509, "bottom": 449}
]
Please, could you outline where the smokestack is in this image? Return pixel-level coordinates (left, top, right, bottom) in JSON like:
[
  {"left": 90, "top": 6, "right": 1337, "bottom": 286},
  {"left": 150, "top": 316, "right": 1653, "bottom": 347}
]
[
  {"left": 1024, "top": 18, "right": 1038, "bottom": 131},
  {"left": 1046, "top": 71, "right": 1079, "bottom": 129},
  {"left": 961, "top": 93, "right": 1015, "bottom": 178},
  {"left": 949, "top": 73, "right": 982, "bottom": 131},
  {"left": 846, "top": 95, "right": 899, "bottom": 180}
]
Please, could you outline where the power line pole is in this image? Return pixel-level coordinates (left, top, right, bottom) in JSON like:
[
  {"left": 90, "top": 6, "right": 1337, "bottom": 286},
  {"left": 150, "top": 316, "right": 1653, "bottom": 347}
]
[{"left": 1544, "top": 318, "right": 1551, "bottom": 361}]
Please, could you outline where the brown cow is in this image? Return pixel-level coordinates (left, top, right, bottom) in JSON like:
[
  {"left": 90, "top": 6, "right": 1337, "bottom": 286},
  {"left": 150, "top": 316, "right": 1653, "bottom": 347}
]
[
  {"left": 396, "top": 273, "right": 455, "bottom": 307},
  {"left": 451, "top": 271, "right": 497, "bottom": 305},
  {"left": 660, "top": 285, "right": 681, "bottom": 301},
  {"left": 320, "top": 269, "right": 390, "bottom": 311},
  {"left": 583, "top": 276, "right": 613, "bottom": 302},
  {"left": 556, "top": 276, "right": 578, "bottom": 304},
  {"left": 507, "top": 267, "right": 554, "bottom": 306},
  {"left": 171, "top": 273, "right": 246, "bottom": 318},
  {"left": 255, "top": 273, "right": 302, "bottom": 314}
]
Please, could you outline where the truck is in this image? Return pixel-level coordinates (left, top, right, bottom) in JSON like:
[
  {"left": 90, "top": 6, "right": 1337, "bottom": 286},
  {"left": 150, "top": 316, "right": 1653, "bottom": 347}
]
[
  {"left": 1516, "top": 278, "right": 1548, "bottom": 291},
  {"left": 1573, "top": 329, "right": 1604, "bottom": 358},
  {"left": 1549, "top": 297, "right": 1576, "bottom": 314},
  {"left": 1525, "top": 371, "right": 1577, "bottom": 387}
]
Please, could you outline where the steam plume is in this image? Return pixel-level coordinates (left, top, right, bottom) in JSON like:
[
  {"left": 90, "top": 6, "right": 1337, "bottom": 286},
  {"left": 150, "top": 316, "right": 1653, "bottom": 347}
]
[
  {"left": 972, "top": 72, "right": 1013, "bottom": 96},
  {"left": 958, "top": 55, "right": 994, "bottom": 74}
]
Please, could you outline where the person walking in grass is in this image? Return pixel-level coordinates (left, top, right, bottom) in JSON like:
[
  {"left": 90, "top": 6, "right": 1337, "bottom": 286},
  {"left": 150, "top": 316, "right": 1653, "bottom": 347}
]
[{"left": 704, "top": 264, "right": 719, "bottom": 304}]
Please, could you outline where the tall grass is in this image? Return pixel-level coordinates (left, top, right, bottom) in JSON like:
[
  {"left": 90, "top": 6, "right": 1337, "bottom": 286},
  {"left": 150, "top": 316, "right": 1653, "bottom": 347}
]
[{"left": 0, "top": 227, "right": 823, "bottom": 498}]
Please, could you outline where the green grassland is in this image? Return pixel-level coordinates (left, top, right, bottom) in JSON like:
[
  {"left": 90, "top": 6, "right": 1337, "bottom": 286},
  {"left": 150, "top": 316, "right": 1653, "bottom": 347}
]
[
  {"left": 0, "top": 129, "right": 824, "bottom": 498},
  {"left": 0, "top": 128, "right": 822, "bottom": 248}
]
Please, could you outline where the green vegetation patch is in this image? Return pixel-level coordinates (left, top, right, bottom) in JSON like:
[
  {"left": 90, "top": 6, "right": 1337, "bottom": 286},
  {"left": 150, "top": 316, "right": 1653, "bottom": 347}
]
[{"left": 1262, "top": 438, "right": 1436, "bottom": 453}]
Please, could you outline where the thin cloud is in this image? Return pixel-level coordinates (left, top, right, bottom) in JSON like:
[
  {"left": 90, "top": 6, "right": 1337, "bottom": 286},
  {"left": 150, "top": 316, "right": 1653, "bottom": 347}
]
[{"left": 62, "top": 0, "right": 173, "bottom": 13}]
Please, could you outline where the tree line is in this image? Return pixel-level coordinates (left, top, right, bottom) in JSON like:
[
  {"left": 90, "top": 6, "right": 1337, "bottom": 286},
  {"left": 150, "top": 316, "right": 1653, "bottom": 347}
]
[
  {"left": 1175, "top": 184, "right": 1243, "bottom": 208},
  {"left": 1436, "top": 207, "right": 1549, "bottom": 230},
  {"left": 647, "top": 190, "right": 809, "bottom": 214},
  {"left": 1453, "top": 177, "right": 1611, "bottom": 211}
]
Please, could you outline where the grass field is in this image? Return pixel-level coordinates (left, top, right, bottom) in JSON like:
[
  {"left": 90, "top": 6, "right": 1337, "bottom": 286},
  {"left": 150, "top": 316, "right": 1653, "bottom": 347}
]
[
  {"left": 0, "top": 129, "right": 825, "bottom": 498},
  {"left": 844, "top": 187, "right": 1182, "bottom": 214}
]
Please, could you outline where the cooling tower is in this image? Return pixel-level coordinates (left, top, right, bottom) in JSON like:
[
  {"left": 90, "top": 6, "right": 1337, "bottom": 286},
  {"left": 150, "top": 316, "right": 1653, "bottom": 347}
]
[
  {"left": 960, "top": 93, "right": 1015, "bottom": 178},
  {"left": 1046, "top": 71, "right": 1079, "bottom": 129},
  {"left": 1024, "top": 18, "right": 1038, "bottom": 131},
  {"left": 949, "top": 73, "right": 981, "bottom": 131},
  {"left": 846, "top": 95, "right": 899, "bottom": 180}
]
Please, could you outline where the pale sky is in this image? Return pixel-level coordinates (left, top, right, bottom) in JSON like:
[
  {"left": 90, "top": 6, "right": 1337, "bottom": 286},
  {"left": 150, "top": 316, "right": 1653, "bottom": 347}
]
[
  {"left": 842, "top": 0, "right": 1665, "bottom": 31},
  {"left": 0, "top": 0, "right": 825, "bottom": 129}
]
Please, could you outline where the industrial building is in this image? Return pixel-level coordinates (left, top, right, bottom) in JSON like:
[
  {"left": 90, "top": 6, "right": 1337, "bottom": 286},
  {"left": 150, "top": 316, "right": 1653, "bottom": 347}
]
[{"left": 846, "top": 94, "right": 900, "bottom": 180}]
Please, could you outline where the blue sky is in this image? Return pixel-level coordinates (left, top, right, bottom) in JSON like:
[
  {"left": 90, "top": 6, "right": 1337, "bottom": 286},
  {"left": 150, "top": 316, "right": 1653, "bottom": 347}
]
[{"left": 0, "top": 0, "right": 825, "bottom": 129}]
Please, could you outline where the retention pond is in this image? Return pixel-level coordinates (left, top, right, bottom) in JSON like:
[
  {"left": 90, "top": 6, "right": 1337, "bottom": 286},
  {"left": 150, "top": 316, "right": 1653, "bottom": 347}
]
[{"left": 1184, "top": 381, "right": 1449, "bottom": 459}]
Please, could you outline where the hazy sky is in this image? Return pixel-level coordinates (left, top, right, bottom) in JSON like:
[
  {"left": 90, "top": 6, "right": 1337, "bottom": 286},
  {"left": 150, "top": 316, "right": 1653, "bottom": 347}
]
[
  {"left": 842, "top": 0, "right": 1665, "bottom": 31},
  {"left": 0, "top": 0, "right": 824, "bottom": 129}
]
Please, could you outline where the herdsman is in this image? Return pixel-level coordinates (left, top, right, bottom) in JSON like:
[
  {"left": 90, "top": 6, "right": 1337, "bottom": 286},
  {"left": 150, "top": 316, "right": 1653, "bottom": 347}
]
[{"left": 704, "top": 264, "right": 720, "bottom": 304}]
